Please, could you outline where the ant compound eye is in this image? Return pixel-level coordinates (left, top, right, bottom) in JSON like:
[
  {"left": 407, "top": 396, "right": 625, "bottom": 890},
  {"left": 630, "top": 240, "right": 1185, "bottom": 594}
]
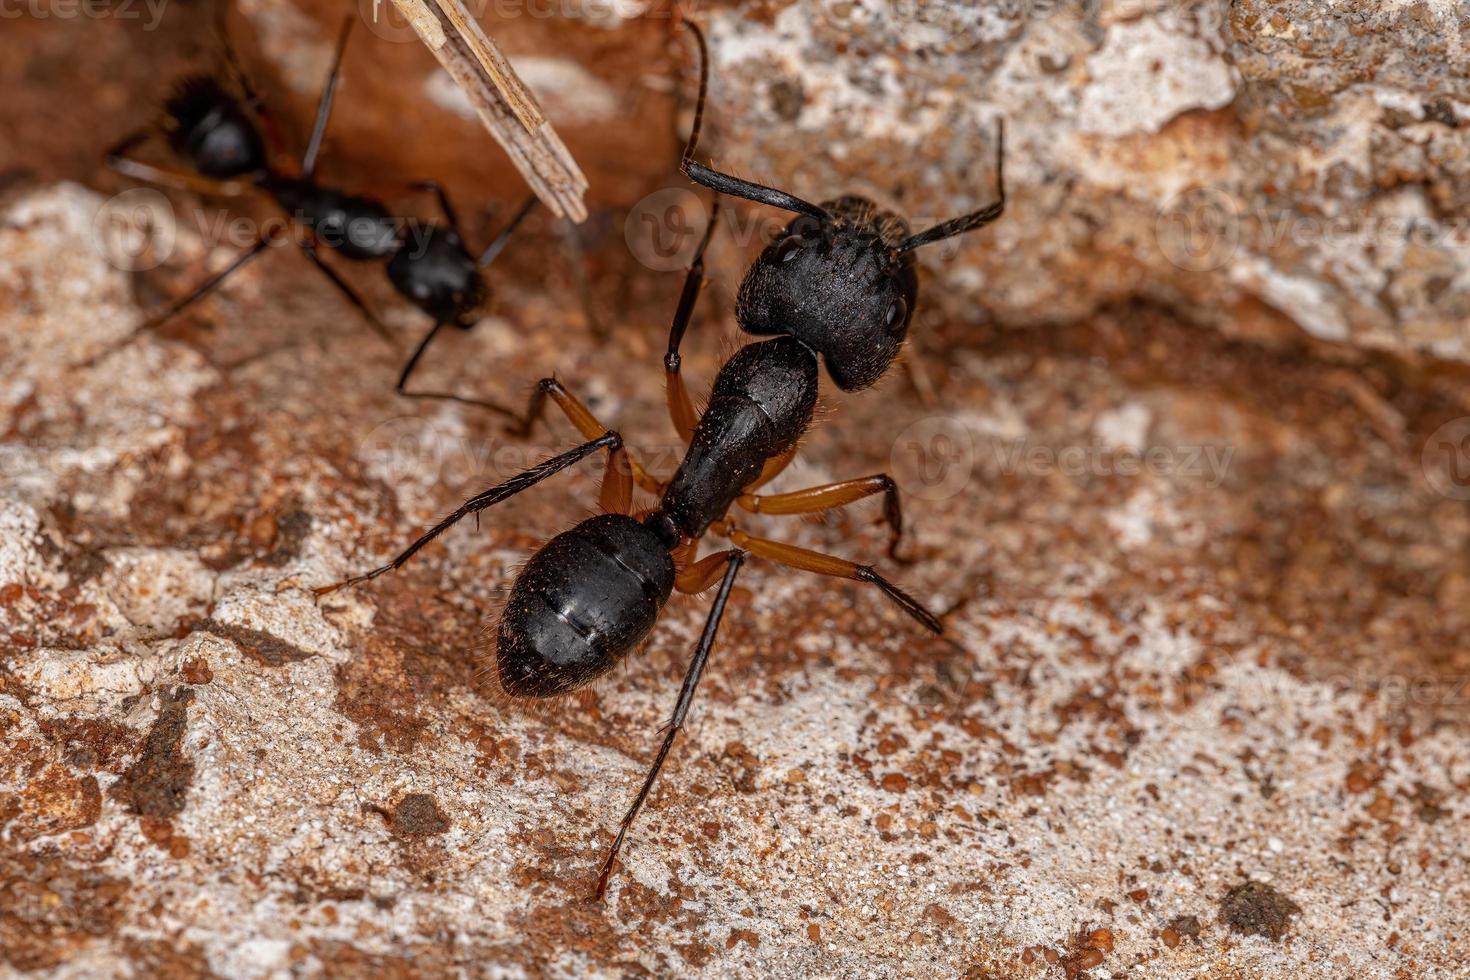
[
  {"left": 884, "top": 295, "right": 909, "bottom": 332},
  {"left": 774, "top": 235, "right": 804, "bottom": 264}
]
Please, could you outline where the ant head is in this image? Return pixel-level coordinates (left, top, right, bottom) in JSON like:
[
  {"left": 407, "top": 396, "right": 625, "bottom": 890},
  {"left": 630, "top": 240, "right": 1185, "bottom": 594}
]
[
  {"left": 735, "top": 196, "right": 917, "bottom": 392},
  {"left": 386, "top": 224, "right": 485, "bottom": 325},
  {"left": 164, "top": 77, "right": 266, "bottom": 180}
]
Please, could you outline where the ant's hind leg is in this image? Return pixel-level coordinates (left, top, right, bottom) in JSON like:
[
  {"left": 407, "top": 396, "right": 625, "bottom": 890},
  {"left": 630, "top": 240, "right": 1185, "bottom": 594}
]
[
  {"left": 508, "top": 378, "right": 664, "bottom": 496},
  {"left": 736, "top": 473, "right": 908, "bottom": 562},
  {"left": 595, "top": 549, "right": 745, "bottom": 901},
  {"left": 314, "top": 432, "right": 622, "bottom": 597},
  {"left": 718, "top": 525, "right": 942, "bottom": 634}
]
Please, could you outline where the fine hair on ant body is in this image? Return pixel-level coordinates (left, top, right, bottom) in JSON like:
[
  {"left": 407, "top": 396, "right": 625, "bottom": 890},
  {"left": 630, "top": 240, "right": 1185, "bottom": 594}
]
[
  {"left": 103, "top": 14, "right": 535, "bottom": 418},
  {"left": 314, "top": 18, "right": 1006, "bottom": 901}
]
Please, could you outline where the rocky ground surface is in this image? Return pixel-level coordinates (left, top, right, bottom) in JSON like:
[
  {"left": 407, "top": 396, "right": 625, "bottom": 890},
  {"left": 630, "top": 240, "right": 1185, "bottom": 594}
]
[{"left": 3, "top": 2, "right": 1470, "bottom": 978}]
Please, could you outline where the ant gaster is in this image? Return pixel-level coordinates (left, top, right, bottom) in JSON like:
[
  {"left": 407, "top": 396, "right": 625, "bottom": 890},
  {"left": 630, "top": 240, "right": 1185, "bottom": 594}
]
[
  {"left": 104, "top": 16, "right": 535, "bottom": 416},
  {"left": 314, "top": 20, "right": 1005, "bottom": 901}
]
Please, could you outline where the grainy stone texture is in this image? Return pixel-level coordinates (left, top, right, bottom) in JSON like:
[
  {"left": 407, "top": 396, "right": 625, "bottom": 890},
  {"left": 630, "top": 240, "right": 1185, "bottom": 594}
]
[{"left": 3, "top": 2, "right": 1470, "bottom": 978}]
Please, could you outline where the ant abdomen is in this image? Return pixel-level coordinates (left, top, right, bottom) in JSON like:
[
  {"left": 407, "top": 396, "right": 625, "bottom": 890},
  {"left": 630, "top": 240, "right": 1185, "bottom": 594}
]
[
  {"left": 496, "top": 514, "right": 674, "bottom": 698},
  {"left": 736, "top": 197, "right": 919, "bottom": 392}
]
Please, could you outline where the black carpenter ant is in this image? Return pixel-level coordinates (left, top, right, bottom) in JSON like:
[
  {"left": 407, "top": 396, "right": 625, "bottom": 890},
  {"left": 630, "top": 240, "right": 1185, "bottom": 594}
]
[
  {"left": 312, "top": 20, "right": 1005, "bottom": 901},
  {"left": 103, "top": 16, "right": 535, "bottom": 416}
]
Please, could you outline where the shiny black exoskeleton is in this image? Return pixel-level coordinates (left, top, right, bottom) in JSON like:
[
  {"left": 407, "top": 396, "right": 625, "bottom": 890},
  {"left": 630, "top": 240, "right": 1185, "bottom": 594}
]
[
  {"left": 164, "top": 76, "right": 267, "bottom": 180},
  {"left": 680, "top": 21, "right": 1003, "bottom": 395},
  {"left": 104, "top": 18, "right": 534, "bottom": 412},
  {"left": 738, "top": 198, "right": 918, "bottom": 391},
  {"left": 497, "top": 513, "right": 675, "bottom": 698},
  {"left": 316, "top": 18, "right": 1005, "bottom": 904}
]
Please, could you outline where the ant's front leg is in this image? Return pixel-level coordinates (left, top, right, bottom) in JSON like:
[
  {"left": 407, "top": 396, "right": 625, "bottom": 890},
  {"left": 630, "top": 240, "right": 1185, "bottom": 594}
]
[
  {"left": 105, "top": 130, "right": 254, "bottom": 198},
  {"left": 664, "top": 196, "right": 721, "bottom": 444}
]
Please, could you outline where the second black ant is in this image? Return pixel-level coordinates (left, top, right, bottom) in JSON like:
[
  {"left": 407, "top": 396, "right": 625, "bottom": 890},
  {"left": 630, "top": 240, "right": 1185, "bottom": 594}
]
[{"left": 103, "top": 15, "right": 535, "bottom": 418}]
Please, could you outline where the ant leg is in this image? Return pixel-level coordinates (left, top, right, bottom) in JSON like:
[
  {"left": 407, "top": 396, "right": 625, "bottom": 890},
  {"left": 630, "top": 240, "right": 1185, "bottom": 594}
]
[
  {"left": 559, "top": 218, "right": 606, "bottom": 340},
  {"left": 214, "top": 3, "right": 286, "bottom": 161},
  {"left": 675, "top": 547, "right": 742, "bottom": 594},
  {"left": 595, "top": 549, "right": 745, "bottom": 901},
  {"left": 677, "top": 22, "right": 830, "bottom": 223},
  {"left": 737, "top": 474, "right": 907, "bottom": 563},
  {"left": 314, "top": 432, "right": 621, "bottom": 596},
  {"left": 394, "top": 319, "right": 522, "bottom": 421},
  {"left": 600, "top": 441, "right": 634, "bottom": 515},
  {"left": 897, "top": 119, "right": 1005, "bottom": 253},
  {"left": 105, "top": 132, "right": 251, "bottom": 197},
  {"left": 719, "top": 525, "right": 942, "bottom": 634},
  {"left": 476, "top": 196, "right": 538, "bottom": 269},
  {"left": 300, "top": 17, "right": 354, "bottom": 179},
  {"left": 664, "top": 196, "right": 721, "bottom": 444},
  {"left": 744, "top": 445, "right": 797, "bottom": 492},
  {"left": 83, "top": 228, "right": 281, "bottom": 368},
  {"left": 509, "top": 378, "right": 663, "bottom": 495},
  {"left": 409, "top": 180, "right": 461, "bottom": 234},
  {"left": 295, "top": 241, "right": 395, "bottom": 345}
]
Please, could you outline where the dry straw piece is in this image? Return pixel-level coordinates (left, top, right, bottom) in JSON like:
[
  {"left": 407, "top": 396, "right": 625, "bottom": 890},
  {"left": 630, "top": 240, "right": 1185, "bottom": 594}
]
[{"left": 383, "top": 0, "right": 589, "bottom": 222}]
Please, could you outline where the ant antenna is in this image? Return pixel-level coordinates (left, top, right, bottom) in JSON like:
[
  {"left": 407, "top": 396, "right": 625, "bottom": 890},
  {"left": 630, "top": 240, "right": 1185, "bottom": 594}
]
[
  {"left": 679, "top": 21, "right": 832, "bottom": 224},
  {"left": 478, "top": 196, "right": 538, "bottom": 268},
  {"left": 896, "top": 118, "right": 1006, "bottom": 254},
  {"left": 301, "top": 18, "right": 355, "bottom": 179}
]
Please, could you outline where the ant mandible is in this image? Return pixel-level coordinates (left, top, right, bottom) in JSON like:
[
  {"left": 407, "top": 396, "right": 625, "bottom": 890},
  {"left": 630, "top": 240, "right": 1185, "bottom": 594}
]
[
  {"left": 314, "top": 18, "right": 1006, "bottom": 901},
  {"left": 103, "top": 14, "right": 535, "bottom": 418}
]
